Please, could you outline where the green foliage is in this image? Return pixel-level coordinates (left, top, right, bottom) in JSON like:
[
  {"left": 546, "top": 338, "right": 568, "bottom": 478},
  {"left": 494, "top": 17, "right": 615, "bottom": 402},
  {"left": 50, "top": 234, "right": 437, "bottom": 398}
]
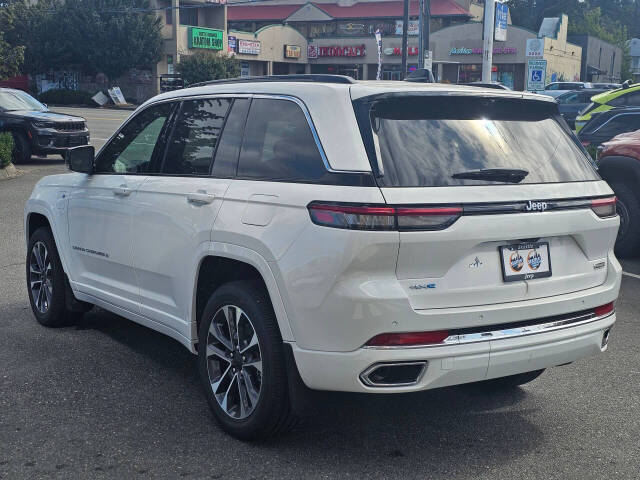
[
  {"left": 38, "top": 89, "right": 94, "bottom": 106},
  {"left": 2, "top": 0, "right": 163, "bottom": 79},
  {"left": 0, "top": 132, "right": 14, "bottom": 169},
  {"left": 177, "top": 52, "right": 241, "bottom": 86},
  {"left": 0, "top": 1, "right": 25, "bottom": 79}
]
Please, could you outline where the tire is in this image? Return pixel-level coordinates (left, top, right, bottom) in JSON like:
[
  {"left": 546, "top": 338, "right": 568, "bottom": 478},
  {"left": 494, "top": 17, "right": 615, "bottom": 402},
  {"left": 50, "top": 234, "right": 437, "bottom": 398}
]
[
  {"left": 11, "top": 132, "right": 32, "bottom": 164},
  {"left": 478, "top": 369, "right": 545, "bottom": 389},
  {"left": 26, "top": 227, "right": 87, "bottom": 327},
  {"left": 198, "top": 280, "right": 297, "bottom": 440},
  {"left": 609, "top": 181, "right": 640, "bottom": 258}
]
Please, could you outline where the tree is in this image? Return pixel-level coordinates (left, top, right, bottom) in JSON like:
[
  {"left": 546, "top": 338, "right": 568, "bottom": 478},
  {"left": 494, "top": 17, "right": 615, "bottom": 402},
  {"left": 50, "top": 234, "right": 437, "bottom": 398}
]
[
  {"left": 0, "top": 0, "right": 25, "bottom": 79},
  {"left": 177, "top": 52, "right": 240, "bottom": 86},
  {"left": 2, "top": 0, "right": 163, "bottom": 80}
]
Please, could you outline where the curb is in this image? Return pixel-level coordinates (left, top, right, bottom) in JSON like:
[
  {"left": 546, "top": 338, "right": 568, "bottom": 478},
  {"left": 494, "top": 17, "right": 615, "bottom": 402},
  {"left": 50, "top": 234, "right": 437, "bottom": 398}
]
[{"left": 0, "top": 163, "right": 23, "bottom": 180}]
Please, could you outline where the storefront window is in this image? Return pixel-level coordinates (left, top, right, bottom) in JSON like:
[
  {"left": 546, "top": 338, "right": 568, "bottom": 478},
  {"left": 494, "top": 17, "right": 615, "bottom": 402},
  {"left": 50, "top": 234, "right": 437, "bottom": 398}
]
[{"left": 458, "top": 64, "right": 516, "bottom": 89}]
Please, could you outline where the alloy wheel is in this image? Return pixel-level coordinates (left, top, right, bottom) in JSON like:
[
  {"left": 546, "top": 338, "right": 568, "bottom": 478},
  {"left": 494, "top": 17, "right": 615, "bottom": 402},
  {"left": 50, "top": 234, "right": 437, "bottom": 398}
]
[
  {"left": 206, "top": 305, "right": 263, "bottom": 420},
  {"left": 29, "top": 241, "right": 53, "bottom": 314}
]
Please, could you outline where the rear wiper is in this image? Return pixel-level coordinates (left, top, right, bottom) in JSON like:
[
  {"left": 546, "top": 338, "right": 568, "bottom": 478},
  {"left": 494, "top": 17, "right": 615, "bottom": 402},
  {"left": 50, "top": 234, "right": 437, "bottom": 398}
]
[{"left": 451, "top": 168, "right": 529, "bottom": 183}]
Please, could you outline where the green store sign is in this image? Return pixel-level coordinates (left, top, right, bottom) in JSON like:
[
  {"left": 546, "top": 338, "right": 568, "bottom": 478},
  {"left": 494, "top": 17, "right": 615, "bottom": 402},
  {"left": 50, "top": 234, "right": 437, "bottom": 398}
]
[{"left": 189, "top": 27, "right": 223, "bottom": 50}]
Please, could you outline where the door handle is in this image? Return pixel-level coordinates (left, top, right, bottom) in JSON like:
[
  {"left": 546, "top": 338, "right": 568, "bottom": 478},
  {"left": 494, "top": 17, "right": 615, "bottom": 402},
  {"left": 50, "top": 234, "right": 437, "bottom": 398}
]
[
  {"left": 187, "top": 191, "right": 215, "bottom": 205},
  {"left": 113, "top": 187, "right": 132, "bottom": 197}
]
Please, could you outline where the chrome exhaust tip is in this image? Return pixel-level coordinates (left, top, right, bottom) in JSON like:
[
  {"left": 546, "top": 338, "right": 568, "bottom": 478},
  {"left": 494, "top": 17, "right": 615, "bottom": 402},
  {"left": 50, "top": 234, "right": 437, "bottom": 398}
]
[
  {"left": 602, "top": 328, "right": 611, "bottom": 348},
  {"left": 360, "top": 361, "right": 427, "bottom": 387}
]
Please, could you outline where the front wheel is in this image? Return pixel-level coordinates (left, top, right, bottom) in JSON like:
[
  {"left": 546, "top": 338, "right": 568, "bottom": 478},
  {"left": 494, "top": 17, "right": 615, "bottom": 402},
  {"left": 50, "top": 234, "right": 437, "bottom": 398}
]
[
  {"left": 11, "top": 132, "right": 31, "bottom": 164},
  {"left": 26, "top": 227, "right": 88, "bottom": 326},
  {"left": 198, "top": 280, "right": 297, "bottom": 440}
]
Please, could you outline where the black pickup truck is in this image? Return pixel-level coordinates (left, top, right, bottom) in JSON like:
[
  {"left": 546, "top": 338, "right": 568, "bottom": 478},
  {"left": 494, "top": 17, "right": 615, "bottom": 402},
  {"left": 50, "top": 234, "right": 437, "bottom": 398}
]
[{"left": 0, "top": 88, "right": 89, "bottom": 163}]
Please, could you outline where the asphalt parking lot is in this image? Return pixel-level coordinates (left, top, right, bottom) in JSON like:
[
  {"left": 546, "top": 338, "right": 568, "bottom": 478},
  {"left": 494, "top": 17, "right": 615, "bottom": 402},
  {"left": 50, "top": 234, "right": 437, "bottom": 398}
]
[{"left": 1, "top": 107, "right": 640, "bottom": 479}]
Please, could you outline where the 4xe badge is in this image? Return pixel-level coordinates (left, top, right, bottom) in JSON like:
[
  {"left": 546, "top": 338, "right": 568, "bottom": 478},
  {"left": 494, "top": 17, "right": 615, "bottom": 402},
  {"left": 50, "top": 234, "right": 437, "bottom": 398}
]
[{"left": 525, "top": 200, "right": 548, "bottom": 212}]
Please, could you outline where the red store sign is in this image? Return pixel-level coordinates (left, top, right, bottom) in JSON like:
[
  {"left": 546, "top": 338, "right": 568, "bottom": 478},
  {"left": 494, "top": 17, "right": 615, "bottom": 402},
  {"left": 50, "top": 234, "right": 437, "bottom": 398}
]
[{"left": 315, "top": 45, "right": 366, "bottom": 57}]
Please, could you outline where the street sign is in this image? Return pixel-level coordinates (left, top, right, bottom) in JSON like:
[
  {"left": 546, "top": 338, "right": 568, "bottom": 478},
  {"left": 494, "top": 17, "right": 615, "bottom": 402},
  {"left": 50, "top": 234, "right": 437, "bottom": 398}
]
[
  {"left": 494, "top": 2, "right": 508, "bottom": 42},
  {"left": 527, "top": 59, "right": 547, "bottom": 92},
  {"left": 424, "top": 50, "right": 433, "bottom": 72}
]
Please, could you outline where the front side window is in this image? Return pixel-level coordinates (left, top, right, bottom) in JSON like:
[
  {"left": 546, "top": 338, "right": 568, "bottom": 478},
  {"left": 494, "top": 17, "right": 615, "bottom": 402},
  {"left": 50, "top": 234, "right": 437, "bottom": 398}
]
[
  {"left": 162, "top": 98, "right": 231, "bottom": 176},
  {"left": 95, "top": 102, "right": 173, "bottom": 174},
  {"left": 237, "top": 99, "right": 326, "bottom": 182},
  {"left": 367, "top": 96, "right": 599, "bottom": 187}
]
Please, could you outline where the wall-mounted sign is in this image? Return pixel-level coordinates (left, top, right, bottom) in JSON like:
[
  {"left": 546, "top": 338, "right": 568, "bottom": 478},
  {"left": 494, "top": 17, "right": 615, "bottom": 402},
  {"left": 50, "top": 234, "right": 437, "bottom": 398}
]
[
  {"left": 188, "top": 27, "right": 223, "bottom": 50},
  {"left": 228, "top": 35, "right": 237, "bottom": 52},
  {"left": 384, "top": 46, "right": 419, "bottom": 56},
  {"left": 450, "top": 46, "right": 517, "bottom": 55},
  {"left": 284, "top": 45, "right": 301, "bottom": 59},
  {"left": 339, "top": 23, "right": 366, "bottom": 35},
  {"left": 238, "top": 39, "right": 261, "bottom": 55},
  {"left": 395, "top": 20, "right": 419, "bottom": 36},
  {"left": 526, "top": 38, "right": 544, "bottom": 57},
  {"left": 314, "top": 45, "right": 366, "bottom": 57},
  {"left": 308, "top": 44, "right": 318, "bottom": 59},
  {"left": 494, "top": 2, "right": 508, "bottom": 42},
  {"left": 527, "top": 59, "right": 547, "bottom": 92}
]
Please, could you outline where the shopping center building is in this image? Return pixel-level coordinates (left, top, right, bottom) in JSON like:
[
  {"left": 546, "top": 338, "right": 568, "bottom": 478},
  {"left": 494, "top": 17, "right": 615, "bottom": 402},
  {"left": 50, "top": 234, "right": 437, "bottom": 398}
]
[{"left": 225, "top": 1, "right": 584, "bottom": 90}]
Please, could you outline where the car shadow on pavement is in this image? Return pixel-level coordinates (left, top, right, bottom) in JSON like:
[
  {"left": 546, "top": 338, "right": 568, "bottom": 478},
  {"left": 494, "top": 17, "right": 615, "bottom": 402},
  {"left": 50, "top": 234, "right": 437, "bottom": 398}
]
[{"left": 73, "top": 307, "right": 544, "bottom": 478}]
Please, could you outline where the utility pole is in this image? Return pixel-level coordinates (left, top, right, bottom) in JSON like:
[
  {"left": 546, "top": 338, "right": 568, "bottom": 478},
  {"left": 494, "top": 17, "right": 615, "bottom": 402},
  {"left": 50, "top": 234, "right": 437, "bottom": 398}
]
[
  {"left": 401, "top": 0, "right": 409, "bottom": 79},
  {"left": 482, "top": 0, "right": 495, "bottom": 83},
  {"left": 418, "top": 0, "right": 431, "bottom": 69}
]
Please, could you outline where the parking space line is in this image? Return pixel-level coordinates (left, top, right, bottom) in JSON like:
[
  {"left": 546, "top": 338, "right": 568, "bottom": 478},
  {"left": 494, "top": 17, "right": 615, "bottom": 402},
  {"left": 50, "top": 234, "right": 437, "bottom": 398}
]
[{"left": 622, "top": 271, "right": 640, "bottom": 280}]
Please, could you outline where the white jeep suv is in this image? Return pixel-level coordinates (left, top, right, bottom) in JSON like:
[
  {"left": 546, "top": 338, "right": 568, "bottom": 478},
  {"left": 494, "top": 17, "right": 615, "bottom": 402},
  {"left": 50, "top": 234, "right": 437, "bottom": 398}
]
[{"left": 25, "top": 75, "right": 621, "bottom": 439}]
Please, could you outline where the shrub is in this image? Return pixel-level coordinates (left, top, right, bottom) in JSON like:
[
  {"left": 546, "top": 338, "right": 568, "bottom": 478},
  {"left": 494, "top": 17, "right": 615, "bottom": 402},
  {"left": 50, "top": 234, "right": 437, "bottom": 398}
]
[
  {"left": 0, "top": 131, "right": 14, "bottom": 168},
  {"left": 177, "top": 52, "right": 240, "bottom": 86},
  {"left": 38, "top": 89, "right": 94, "bottom": 106}
]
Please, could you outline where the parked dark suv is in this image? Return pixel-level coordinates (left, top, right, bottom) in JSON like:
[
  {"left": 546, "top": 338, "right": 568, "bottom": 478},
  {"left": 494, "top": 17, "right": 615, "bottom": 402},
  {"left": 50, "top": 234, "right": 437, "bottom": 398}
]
[{"left": 0, "top": 88, "right": 89, "bottom": 163}]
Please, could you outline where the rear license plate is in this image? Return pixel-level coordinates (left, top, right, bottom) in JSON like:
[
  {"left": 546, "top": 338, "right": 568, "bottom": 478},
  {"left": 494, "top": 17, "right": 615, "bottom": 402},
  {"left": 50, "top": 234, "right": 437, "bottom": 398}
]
[{"left": 499, "top": 242, "right": 552, "bottom": 282}]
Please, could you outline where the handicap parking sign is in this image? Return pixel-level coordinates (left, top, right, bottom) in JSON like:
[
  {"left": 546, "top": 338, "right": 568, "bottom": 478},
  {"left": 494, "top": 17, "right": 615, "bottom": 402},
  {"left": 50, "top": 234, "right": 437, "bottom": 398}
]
[{"left": 527, "top": 59, "right": 547, "bottom": 92}]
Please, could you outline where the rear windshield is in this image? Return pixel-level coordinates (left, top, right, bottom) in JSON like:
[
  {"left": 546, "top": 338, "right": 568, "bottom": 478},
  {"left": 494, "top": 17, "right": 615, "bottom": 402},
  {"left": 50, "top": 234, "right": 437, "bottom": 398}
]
[{"left": 366, "top": 96, "right": 599, "bottom": 187}]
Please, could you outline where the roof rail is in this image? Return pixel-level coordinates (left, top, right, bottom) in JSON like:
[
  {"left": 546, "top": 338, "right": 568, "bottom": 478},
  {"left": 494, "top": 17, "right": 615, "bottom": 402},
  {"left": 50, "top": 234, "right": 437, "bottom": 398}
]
[{"left": 189, "top": 74, "right": 356, "bottom": 88}]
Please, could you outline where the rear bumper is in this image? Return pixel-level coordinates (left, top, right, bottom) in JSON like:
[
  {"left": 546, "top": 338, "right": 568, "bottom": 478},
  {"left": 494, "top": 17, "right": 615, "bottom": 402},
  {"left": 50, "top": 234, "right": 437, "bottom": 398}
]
[{"left": 291, "top": 311, "right": 616, "bottom": 393}]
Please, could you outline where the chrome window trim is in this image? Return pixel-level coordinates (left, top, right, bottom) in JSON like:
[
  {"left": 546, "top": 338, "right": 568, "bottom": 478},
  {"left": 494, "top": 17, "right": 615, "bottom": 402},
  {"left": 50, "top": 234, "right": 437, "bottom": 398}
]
[
  {"left": 100, "top": 92, "right": 365, "bottom": 175},
  {"left": 363, "top": 309, "right": 614, "bottom": 350}
]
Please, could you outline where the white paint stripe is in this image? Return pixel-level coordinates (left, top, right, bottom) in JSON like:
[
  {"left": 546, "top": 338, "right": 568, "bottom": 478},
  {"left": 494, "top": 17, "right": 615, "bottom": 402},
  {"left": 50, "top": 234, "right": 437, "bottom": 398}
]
[{"left": 622, "top": 271, "right": 640, "bottom": 280}]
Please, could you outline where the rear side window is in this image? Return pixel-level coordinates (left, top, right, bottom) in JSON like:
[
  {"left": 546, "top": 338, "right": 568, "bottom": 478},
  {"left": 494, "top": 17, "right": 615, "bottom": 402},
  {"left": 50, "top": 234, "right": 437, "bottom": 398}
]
[
  {"left": 236, "top": 98, "right": 326, "bottom": 181},
  {"left": 163, "top": 98, "right": 231, "bottom": 175},
  {"left": 366, "top": 96, "right": 599, "bottom": 187}
]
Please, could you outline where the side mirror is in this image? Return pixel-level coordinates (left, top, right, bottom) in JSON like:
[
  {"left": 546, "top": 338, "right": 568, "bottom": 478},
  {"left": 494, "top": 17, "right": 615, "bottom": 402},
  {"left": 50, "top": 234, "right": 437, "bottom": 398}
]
[{"left": 66, "top": 145, "right": 95, "bottom": 174}]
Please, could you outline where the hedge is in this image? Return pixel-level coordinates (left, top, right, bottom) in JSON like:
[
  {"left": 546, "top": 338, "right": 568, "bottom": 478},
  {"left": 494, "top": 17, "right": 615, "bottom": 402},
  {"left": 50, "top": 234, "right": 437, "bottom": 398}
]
[
  {"left": 38, "top": 89, "right": 94, "bottom": 106},
  {"left": 0, "top": 132, "right": 14, "bottom": 169}
]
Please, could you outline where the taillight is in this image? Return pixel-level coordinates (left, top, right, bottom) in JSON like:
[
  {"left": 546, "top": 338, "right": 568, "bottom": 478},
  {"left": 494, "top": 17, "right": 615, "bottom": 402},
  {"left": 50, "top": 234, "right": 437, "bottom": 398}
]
[
  {"left": 307, "top": 202, "right": 462, "bottom": 231},
  {"left": 308, "top": 203, "right": 396, "bottom": 230},
  {"left": 366, "top": 330, "right": 450, "bottom": 347},
  {"left": 591, "top": 197, "right": 616, "bottom": 218},
  {"left": 594, "top": 302, "right": 614, "bottom": 317},
  {"left": 395, "top": 206, "right": 463, "bottom": 231}
]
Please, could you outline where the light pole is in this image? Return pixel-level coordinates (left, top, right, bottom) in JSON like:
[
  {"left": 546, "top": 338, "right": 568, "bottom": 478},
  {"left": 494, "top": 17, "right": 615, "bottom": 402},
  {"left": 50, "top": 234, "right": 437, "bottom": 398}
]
[{"left": 482, "top": 0, "right": 496, "bottom": 83}]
